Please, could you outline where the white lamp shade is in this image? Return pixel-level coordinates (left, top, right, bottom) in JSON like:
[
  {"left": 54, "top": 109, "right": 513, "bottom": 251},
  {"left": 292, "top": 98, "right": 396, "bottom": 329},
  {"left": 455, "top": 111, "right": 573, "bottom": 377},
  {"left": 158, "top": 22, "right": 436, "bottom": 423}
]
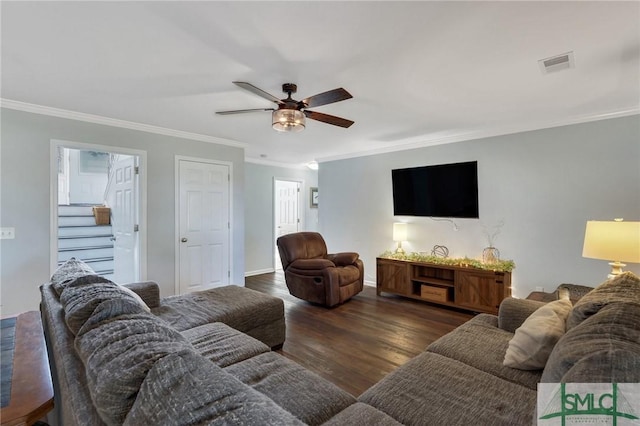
[
  {"left": 393, "top": 223, "right": 408, "bottom": 242},
  {"left": 582, "top": 220, "right": 640, "bottom": 263}
]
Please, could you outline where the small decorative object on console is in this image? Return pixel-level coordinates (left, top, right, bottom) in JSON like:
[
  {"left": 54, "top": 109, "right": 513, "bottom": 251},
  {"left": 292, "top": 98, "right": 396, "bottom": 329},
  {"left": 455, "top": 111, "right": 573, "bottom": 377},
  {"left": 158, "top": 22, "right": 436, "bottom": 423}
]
[
  {"left": 482, "top": 220, "right": 504, "bottom": 264},
  {"left": 483, "top": 247, "right": 500, "bottom": 264},
  {"left": 431, "top": 245, "right": 449, "bottom": 258}
]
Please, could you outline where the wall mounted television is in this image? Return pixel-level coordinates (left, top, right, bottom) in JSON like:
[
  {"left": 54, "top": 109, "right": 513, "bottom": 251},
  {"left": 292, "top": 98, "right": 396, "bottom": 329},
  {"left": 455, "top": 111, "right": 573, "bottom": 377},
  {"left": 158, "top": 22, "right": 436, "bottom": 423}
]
[{"left": 392, "top": 161, "right": 479, "bottom": 218}]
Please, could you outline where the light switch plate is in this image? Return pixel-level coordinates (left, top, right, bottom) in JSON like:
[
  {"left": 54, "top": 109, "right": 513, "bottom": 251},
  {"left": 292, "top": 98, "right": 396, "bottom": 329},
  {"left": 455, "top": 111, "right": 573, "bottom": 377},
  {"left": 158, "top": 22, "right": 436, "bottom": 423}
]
[{"left": 1, "top": 227, "right": 15, "bottom": 239}]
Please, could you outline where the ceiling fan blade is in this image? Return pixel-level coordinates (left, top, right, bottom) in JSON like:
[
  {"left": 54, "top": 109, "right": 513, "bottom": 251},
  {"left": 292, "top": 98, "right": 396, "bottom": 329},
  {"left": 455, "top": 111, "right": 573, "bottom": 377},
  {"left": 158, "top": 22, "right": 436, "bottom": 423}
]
[
  {"left": 301, "top": 88, "right": 352, "bottom": 109},
  {"left": 233, "top": 81, "right": 283, "bottom": 105},
  {"left": 304, "top": 110, "right": 354, "bottom": 128},
  {"left": 216, "top": 108, "right": 275, "bottom": 115}
]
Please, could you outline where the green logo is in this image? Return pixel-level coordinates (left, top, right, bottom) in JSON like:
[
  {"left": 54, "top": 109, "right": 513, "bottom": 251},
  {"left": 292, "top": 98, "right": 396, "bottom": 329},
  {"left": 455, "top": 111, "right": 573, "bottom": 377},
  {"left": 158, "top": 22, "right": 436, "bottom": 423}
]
[{"left": 538, "top": 383, "right": 640, "bottom": 425}]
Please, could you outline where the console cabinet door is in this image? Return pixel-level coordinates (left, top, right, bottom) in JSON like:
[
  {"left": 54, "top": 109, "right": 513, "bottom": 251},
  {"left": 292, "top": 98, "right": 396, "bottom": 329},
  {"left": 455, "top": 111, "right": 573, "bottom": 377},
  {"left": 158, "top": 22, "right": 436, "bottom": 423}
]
[
  {"left": 454, "top": 271, "right": 505, "bottom": 314},
  {"left": 376, "top": 259, "right": 411, "bottom": 295}
]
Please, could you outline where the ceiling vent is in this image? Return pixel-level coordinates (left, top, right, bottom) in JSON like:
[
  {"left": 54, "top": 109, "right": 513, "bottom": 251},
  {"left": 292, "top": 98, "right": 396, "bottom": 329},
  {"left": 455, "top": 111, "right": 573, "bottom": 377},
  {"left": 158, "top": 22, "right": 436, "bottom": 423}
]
[{"left": 538, "top": 51, "right": 574, "bottom": 74}]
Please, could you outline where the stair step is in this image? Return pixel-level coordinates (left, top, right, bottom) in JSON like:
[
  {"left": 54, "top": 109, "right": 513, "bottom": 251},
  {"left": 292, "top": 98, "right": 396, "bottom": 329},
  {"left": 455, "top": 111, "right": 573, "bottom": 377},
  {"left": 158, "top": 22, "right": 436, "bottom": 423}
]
[
  {"left": 58, "top": 205, "right": 100, "bottom": 216},
  {"left": 59, "top": 226, "right": 112, "bottom": 237},
  {"left": 58, "top": 204, "right": 115, "bottom": 279},
  {"left": 57, "top": 258, "right": 114, "bottom": 274},
  {"left": 59, "top": 234, "right": 113, "bottom": 240},
  {"left": 59, "top": 216, "right": 99, "bottom": 227},
  {"left": 59, "top": 249, "right": 114, "bottom": 262},
  {"left": 58, "top": 256, "right": 114, "bottom": 265},
  {"left": 58, "top": 244, "right": 113, "bottom": 252},
  {"left": 58, "top": 247, "right": 114, "bottom": 264},
  {"left": 58, "top": 236, "right": 113, "bottom": 250}
]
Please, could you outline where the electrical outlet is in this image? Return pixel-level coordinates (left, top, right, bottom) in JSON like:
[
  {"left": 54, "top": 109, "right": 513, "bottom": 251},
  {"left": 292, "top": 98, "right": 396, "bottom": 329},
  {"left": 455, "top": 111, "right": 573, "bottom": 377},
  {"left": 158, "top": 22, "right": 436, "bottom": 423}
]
[
  {"left": 535, "top": 286, "right": 544, "bottom": 292},
  {"left": 0, "top": 227, "right": 15, "bottom": 239}
]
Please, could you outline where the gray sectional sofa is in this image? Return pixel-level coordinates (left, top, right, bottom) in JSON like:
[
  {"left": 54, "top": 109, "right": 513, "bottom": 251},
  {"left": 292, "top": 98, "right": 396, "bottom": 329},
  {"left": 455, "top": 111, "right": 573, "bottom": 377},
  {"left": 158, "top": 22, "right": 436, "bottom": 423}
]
[{"left": 41, "top": 258, "right": 640, "bottom": 425}]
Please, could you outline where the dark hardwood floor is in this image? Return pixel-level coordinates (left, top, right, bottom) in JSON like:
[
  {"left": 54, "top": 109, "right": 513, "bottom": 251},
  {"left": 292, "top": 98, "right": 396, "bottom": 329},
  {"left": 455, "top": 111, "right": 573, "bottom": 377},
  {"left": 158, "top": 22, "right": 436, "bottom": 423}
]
[{"left": 245, "top": 271, "right": 474, "bottom": 397}]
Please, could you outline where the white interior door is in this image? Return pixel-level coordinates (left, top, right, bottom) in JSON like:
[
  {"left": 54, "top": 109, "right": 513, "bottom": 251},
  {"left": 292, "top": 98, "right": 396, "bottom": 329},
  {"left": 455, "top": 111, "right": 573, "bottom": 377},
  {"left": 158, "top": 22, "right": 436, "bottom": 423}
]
[
  {"left": 111, "top": 155, "right": 138, "bottom": 284},
  {"left": 274, "top": 179, "right": 300, "bottom": 270},
  {"left": 178, "top": 159, "right": 230, "bottom": 294}
]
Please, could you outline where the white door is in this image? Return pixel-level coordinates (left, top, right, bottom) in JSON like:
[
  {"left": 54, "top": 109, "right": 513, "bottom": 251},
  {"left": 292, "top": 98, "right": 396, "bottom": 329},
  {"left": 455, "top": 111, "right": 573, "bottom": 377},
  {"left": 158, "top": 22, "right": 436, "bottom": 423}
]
[
  {"left": 178, "top": 159, "right": 230, "bottom": 294},
  {"left": 111, "top": 155, "right": 137, "bottom": 284},
  {"left": 274, "top": 180, "right": 300, "bottom": 270}
]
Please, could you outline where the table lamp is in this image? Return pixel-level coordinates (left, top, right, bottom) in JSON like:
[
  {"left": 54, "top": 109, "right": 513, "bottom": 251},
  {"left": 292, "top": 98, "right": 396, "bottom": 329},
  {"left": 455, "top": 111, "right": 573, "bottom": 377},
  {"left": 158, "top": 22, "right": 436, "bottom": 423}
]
[
  {"left": 393, "top": 222, "right": 408, "bottom": 254},
  {"left": 582, "top": 219, "right": 640, "bottom": 279}
]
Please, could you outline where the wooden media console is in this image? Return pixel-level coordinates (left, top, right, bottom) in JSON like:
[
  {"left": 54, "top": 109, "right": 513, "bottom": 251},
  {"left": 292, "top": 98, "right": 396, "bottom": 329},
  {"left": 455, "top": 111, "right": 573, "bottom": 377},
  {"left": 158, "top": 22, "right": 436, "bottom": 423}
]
[{"left": 376, "top": 257, "right": 512, "bottom": 314}]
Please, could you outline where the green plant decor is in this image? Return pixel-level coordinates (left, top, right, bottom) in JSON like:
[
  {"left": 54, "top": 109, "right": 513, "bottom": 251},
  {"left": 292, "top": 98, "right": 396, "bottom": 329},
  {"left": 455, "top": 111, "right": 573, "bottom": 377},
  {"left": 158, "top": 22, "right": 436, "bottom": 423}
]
[{"left": 379, "top": 251, "right": 516, "bottom": 272}]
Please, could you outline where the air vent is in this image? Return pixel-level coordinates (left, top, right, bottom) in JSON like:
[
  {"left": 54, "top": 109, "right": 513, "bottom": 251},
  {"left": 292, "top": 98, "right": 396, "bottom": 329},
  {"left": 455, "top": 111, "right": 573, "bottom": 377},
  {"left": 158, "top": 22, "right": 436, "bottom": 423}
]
[{"left": 538, "top": 51, "right": 574, "bottom": 74}]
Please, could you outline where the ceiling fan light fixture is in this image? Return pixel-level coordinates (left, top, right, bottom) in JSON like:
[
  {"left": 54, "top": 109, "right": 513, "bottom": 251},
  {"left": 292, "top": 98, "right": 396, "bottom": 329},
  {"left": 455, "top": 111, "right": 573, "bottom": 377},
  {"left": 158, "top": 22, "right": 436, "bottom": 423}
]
[{"left": 272, "top": 109, "right": 305, "bottom": 132}]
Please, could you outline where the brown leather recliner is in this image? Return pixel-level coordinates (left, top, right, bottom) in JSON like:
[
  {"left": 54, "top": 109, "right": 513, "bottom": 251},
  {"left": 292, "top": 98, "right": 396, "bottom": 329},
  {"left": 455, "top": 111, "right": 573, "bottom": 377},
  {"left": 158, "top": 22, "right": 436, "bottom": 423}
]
[{"left": 276, "top": 232, "right": 364, "bottom": 307}]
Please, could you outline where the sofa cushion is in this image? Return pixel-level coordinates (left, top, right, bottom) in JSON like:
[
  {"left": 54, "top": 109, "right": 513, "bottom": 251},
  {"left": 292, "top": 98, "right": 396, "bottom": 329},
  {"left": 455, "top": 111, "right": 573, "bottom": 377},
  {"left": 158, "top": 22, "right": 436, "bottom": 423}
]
[
  {"left": 60, "top": 278, "right": 148, "bottom": 335},
  {"left": 504, "top": 298, "right": 572, "bottom": 370},
  {"left": 50, "top": 257, "right": 96, "bottom": 296},
  {"left": 427, "top": 314, "right": 542, "bottom": 390},
  {"left": 181, "top": 322, "right": 270, "bottom": 367},
  {"left": 154, "top": 285, "right": 285, "bottom": 348},
  {"left": 75, "top": 306, "right": 192, "bottom": 425},
  {"left": 324, "top": 402, "right": 403, "bottom": 426},
  {"left": 359, "top": 351, "right": 537, "bottom": 426},
  {"left": 124, "top": 350, "right": 304, "bottom": 426},
  {"left": 224, "top": 352, "right": 356, "bottom": 425},
  {"left": 566, "top": 271, "right": 640, "bottom": 330},
  {"left": 335, "top": 265, "right": 361, "bottom": 286},
  {"left": 118, "top": 285, "right": 151, "bottom": 312},
  {"left": 122, "top": 281, "right": 161, "bottom": 309},
  {"left": 498, "top": 297, "right": 546, "bottom": 333},
  {"left": 327, "top": 252, "right": 359, "bottom": 267},
  {"left": 39, "top": 283, "right": 107, "bottom": 426},
  {"left": 561, "top": 349, "right": 640, "bottom": 382},
  {"left": 541, "top": 301, "right": 640, "bottom": 383}
]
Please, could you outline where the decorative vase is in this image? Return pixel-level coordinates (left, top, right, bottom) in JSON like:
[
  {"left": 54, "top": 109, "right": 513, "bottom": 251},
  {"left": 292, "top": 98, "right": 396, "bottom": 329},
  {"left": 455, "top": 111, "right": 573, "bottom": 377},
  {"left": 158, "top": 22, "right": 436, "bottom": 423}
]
[{"left": 482, "top": 247, "right": 500, "bottom": 264}]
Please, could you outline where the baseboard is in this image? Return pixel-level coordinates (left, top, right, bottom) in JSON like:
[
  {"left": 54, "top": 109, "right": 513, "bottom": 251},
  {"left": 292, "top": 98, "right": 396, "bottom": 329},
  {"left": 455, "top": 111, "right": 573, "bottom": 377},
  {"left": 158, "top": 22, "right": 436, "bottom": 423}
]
[
  {"left": 245, "top": 268, "right": 275, "bottom": 277},
  {"left": 364, "top": 279, "right": 376, "bottom": 287}
]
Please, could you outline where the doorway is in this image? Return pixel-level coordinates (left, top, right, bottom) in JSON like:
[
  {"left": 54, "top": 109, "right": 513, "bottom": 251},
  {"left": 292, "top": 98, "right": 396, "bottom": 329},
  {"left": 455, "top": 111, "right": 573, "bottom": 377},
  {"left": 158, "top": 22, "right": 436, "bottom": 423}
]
[
  {"left": 274, "top": 179, "right": 301, "bottom": 270},
  {"left": 175, "top": 157, "right": 231, "bottom": 295},
  {"left": 51, "top": 140, "right": 146, "bottom": 283}
]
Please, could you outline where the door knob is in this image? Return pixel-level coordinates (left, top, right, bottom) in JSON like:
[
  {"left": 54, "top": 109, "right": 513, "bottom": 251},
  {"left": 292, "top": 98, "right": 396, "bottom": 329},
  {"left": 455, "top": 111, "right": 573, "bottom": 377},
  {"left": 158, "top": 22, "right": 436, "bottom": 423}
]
[{"left": 181, "top": 237, "right": 188, "bottom": 243}]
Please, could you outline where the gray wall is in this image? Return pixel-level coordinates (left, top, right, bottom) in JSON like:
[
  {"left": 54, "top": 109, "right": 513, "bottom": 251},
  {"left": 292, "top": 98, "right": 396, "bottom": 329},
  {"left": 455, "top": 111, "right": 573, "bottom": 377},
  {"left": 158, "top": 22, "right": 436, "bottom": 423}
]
[
  {"left": 244, "top": 162, "right": 318, "bottom": 275},
  {"left": 319, "top": 115, "right": 640, "bottom": 297},
  {"left": 0, "top": 108, "right": 245, "bottom": 316}
]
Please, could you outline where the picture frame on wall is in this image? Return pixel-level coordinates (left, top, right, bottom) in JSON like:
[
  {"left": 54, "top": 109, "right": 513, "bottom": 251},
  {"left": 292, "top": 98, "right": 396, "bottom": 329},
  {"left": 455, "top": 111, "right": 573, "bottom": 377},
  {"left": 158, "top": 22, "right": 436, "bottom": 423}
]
[{"left": 310, "top": 187, "right": 318, "bottom": 208}]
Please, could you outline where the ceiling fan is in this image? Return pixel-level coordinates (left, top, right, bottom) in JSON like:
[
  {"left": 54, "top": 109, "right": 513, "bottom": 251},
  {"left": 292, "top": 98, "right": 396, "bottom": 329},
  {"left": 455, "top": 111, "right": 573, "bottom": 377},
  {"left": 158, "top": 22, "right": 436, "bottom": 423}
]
[{"left": 216, "top": 82, "right": 354, "bottom": 132}]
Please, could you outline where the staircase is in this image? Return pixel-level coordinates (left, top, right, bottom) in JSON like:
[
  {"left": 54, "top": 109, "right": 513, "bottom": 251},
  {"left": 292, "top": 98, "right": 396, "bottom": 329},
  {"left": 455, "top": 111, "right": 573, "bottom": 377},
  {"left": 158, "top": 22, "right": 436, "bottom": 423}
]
[{"left": 58, "top": 204, "right": 114, "bottom": 280}]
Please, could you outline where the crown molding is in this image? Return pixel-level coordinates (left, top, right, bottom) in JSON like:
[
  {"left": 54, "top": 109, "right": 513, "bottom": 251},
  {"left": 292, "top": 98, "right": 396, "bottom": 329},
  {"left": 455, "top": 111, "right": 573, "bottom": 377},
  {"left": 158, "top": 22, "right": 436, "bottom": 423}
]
[
  {"left": 244, "top": 156, "right": 309, "bottom": 170},
  {"left": 316, "top": 107, "right": 640, "bottom": 163},
  {"left": 2, "top": 98, "right": 636, "bottom": 167},
  {"left": 0, "top": 99, "right": 247, "bottom": 149}
]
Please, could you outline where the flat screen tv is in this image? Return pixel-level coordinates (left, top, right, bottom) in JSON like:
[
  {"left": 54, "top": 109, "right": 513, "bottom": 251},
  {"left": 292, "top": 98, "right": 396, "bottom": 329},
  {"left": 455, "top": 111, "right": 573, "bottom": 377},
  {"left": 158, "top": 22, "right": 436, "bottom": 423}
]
[{"left": 392, "top": 161, "right": 479, "bottom": 218}]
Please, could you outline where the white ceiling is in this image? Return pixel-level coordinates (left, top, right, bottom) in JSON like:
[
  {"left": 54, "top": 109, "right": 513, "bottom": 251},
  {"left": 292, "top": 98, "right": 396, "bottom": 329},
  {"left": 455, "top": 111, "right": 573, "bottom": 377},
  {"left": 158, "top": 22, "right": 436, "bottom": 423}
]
[{"left": 2, "top": 1, "right": 639, "bottom": 167}]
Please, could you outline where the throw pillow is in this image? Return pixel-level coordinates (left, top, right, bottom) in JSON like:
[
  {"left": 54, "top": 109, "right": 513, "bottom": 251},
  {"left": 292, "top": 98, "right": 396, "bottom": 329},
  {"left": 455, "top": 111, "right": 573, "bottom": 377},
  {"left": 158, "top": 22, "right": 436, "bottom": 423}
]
[
  {"left": 503, "top": 298, "right": 572, "bottom": 370},
  {"left": 50, "top": 257, "right": 96, "bottom": 296},
  {"left": 541, "top": 301, "right": 640, "bottom": 383},
  {"left": 60, "top": 278, "right": 144, "bottom": 335},
  {"left": 566, "top": 271, "right": 640, "bottom": 330}
]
